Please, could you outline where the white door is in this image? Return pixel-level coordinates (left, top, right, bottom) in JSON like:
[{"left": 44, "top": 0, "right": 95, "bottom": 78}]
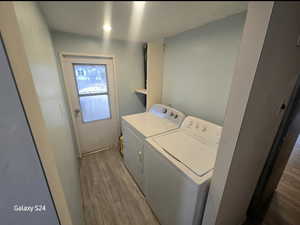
[{"left": 61, "top": 54, "right": 119, "bottom": 155}]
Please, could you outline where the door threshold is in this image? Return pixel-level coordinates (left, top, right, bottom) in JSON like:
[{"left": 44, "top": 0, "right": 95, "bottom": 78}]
[{"left": 81, "top": 146, "right": 111, "bottom": 158}]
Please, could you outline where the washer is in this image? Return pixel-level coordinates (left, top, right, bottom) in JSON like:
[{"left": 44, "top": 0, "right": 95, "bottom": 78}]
[
  {"left": 121, "top": 104, "right": 185, "bottom": 192},
  {"left": 143, "top": 116, "right": 222, "bottom": 225}
]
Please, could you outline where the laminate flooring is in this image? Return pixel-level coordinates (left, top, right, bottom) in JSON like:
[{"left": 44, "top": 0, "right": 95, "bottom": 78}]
[
  {"left": 80, "top": 149, "right": 160, "bottom": 225},
  {"left": 262, "top": 137, "right": 300, "bottom": 225},
  {"left": 247, "top": 137, "right": 300, "bottom": 225}
]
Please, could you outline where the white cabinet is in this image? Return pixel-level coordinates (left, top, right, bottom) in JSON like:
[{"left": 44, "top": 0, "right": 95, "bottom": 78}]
[{"left": 123, "top": 126, "right": 145, "bottom": 192}]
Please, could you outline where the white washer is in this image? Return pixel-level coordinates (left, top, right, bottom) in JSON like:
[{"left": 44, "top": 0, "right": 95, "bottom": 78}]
[
  {"left": 121, "top": 104, "right": 185, "bottom": 192},
  {"left": 143, "top": 116, "right": 222, "bottom": 225}
]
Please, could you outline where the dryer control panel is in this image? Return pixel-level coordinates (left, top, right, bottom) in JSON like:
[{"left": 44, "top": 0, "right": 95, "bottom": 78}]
[{"left": 149, "top": 104, "right": 185, "bottom": 125}]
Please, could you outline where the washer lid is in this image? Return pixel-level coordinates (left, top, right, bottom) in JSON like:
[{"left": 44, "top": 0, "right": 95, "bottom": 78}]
[
  {"left": 153, "top": 130, "right": 218, "bottom": 177},
  {"left": 123, "top": 112, "right": 179, "bottom": 137}
]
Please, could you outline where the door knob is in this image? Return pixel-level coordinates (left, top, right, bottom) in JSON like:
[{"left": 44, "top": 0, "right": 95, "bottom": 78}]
[
  {"left": 138, "top": 151, "right": 143, "bottom": 161},
  {"left": 74, "top": 109, "right": 80, "bottom": 117}
]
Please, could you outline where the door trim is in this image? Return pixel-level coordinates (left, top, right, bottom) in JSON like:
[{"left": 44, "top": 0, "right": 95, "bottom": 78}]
[
  {"left": 247, "top": 74, "right": 300, "bottom": 221},
  {"left": 59, "top": 52, "right": 120, "bottom": 157}
]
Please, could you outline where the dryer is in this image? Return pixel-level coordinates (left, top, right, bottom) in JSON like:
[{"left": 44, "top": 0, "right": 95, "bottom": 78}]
[
  {"left": 143, "top": 116, "right": 222, "bottom": 225},
  {"left": 121, "top": 104, "right": 185, "bottom": 192}
]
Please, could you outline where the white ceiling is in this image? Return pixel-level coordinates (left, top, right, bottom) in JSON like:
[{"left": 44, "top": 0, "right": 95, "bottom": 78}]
[{"left": 39, "top": 1, "right": 247, "bottom": 42}]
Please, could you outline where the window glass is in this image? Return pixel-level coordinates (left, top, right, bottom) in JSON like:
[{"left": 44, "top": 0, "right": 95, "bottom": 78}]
[
  {"left": 79, "top": 95, "right": 111, "bottom": 122},
  {"left": 74, "top": 64, "right": 108, "bottom": 95}
]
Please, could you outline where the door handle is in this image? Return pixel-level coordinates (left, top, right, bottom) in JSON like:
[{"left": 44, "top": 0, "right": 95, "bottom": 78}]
[{"left": 74, "top": 109, "right": 81, "bottom": 117}]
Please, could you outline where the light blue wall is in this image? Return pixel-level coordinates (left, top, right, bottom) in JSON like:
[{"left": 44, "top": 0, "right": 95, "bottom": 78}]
[
  {"left": 0, "top": 32, "right": 60, "bottom": 225},
  {"left": 162, "top": 12, "right": 246, "bottom": 125},
  {"left": 14, "top": 3, "right": 84, "bottom": 225},
  {"left": 51, "top": 31, "right": 146, "bottom": 117}
]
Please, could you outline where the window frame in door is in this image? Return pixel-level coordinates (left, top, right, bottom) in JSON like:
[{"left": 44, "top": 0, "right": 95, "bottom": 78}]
[{"left": 72, "top": 63, "right": 112, "bottom": 123}]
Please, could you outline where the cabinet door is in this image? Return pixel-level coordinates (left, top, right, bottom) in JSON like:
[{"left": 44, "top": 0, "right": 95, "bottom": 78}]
[{"left": 123, "top": 126, "right": 144, "bottom": 191}]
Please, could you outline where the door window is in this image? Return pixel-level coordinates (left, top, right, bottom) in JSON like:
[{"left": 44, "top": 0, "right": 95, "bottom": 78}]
[{"left": 73, "top": 64, "right": 111, "bottom": 122}]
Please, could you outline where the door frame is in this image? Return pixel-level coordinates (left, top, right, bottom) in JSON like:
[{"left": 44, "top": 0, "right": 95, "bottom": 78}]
[
  {"left": 59, "top": 52, "right": 120, "bottom": 157},
  {"left": 248, "top": 74, "right": 300, "bottom": 221}
]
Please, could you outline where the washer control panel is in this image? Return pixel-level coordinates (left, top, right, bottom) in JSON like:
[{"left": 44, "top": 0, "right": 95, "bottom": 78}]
[{"left": 181, "top": 116, "right": 223, "bottom": 145}]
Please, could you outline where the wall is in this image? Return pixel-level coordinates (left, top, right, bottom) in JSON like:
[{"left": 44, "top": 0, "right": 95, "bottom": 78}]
[
  {"left": 13, "top": 2, "right": 84, "bottom": 225},
  {"left": 0, "top": 27, "right": 60, "bottom": 225},
  {"left": 162, "top": 12, "right": 246, "bottom": 125},
  {"left": 51, "top": 31, "right": 146, "bottom": 117},
  {"left": 203, "top": 2, "right": 300, "bottom": 225},
  {"left": 146, "top": 40, "right": 164, "bottom": 111},
  {"left": 0, "top": 2, "right": 73, "bottom": 224}
]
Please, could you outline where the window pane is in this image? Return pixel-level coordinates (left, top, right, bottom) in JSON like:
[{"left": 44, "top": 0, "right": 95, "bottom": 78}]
[
  {"left": 73, "top": 64, "right": 108, "bottom": 95},
  {"left": 79, "top": 95, "right": 111, "bottom": 122}
]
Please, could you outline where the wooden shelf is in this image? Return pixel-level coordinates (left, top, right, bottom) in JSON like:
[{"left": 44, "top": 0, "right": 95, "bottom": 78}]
[{"left": 135, "top": 88, "right": 147, "bottom": 95}]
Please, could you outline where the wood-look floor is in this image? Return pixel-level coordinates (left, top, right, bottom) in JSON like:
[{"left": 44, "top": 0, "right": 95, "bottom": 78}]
[
  {"left": 246, "top": 138, "right": 300, "bottom": 225},
  {"left": 80, "top": 140, "right": 300, "bottom": 225},
  {"left": 80, "top": 149, "right": 160, "bottom": 225},
  {"left": 261, "top": 138, "right": 300, "bottom": 225}
]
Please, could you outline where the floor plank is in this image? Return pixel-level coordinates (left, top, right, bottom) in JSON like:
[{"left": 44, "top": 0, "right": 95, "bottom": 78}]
[
  {"left": 246, "top": 138, "right": 300, "bottom": 225},
  {"left": 262, "top": 138, "right": 300, "bottom": 225},
  {"left": 80, "top": 149, "right": 160, "bottom": 225}
]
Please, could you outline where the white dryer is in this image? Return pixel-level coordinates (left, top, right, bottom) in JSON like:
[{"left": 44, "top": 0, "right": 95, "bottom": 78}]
[
  {"left": 121, "top": 104, "right": 185, "bottom": 192},
  {"left": 143, "top": 116, "right": 222, "bottom": 225}
]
